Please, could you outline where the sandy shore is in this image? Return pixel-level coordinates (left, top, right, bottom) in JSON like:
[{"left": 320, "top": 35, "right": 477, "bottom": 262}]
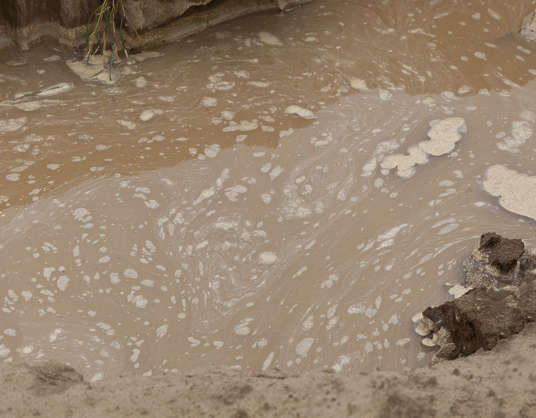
[{"left": 1, "top": 323, "right": 535, "bottom": 417}]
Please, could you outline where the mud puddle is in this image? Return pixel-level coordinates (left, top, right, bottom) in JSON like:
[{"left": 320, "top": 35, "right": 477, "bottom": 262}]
[{"left": 1, "top": 0, "right": 536, "bottom": 382}]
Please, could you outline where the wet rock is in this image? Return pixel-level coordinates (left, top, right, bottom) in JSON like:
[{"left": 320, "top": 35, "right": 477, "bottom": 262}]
[
  {"left": 421, "top": 233, "right": 536, "bottom": 359},
  {"left": 463, "top": 232, "right": 526, "bottom": 289},
  {"left": 122, "top": 0, "right": 310, "bottom": 33},
  {"left": 0, "top": 23, "right": 13, "bottom": 48},
  {"left": 478, "top": 232, "right": 524, "bottom": 273},
  {"left": 0, "top": 0, "right": 101, "bottom": 49},
  {"left": 521, "top": 10, "right": 536, "bottom": 41},
  {"left": 123, "top": 0, "right": 215, "bottom": 32},
  {"left": 0, "top": 0, "right": 312, "bottom": 49},
  {"left": 30, "top": 361, "right": 84, "bottom": 396},
  {"left": 0, "top": 0, "right": 100, "bottom": 29},
  {"left": 423, "top": 287, "right": 528, "bottom": 356},
  {"left": 67, "top": 56, "right": 122, "bottom": 84}
]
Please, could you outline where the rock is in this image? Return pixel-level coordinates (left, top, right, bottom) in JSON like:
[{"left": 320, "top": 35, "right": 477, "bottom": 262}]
[
  {"left": 66, "top": 56, "right": 122, "bottom": 84},
  {"left": 0, "top": 0, "right": 101, "bottom": 49},
  {"left": 0, "top": 0, "right": 312, "bottom": 50},
  {"left": 433, "top": 342, "right": 457, "bottom": 361},
  {"left": 0, "top": 23, "right": 13, "bottom": 49},
  {"left": 478, "top": 232, "right": 524, "bottom": 273},
  {"left": 0, "top": 0, "right": 100, "bottom": 28},
  {"left": 520, "top": 10, "right": 536, "bottom": 41},
  {"left": 423, "top": 287, "right": 529, "bottom": 356},
  {"left": 463, "top": 232, "right": 526, "bottom": 289},
  {"left": 277, "top": 0, "right": 308, "bottom": 11},
  {"left": 421, "top": 233, "right": 536, "bottom": 359},
  {"left": 123, "top": 0, "right": 215, "bottom": 33},
  {"left": 447, "top": 284, "right": 472, "bottom": 299}
]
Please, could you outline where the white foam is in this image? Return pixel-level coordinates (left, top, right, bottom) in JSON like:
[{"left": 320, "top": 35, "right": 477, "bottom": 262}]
[
  {"left": 380, "top": 146, "right": 428, "bottom": 178},
  {"left": 0, "top": 117, "right": 27, "bottom": 133},
  {"left": 262, "top": 352, "right": 275, "bottom": 371},
  {"left": 124, "top": 268, "right": 139, "bottom": 279},
  {"left": 140, "top": 110, "right": 155, "bottom": 122},
  {"left": 483, "top": 165, "right": 536, "bottom": 221},
  {"left": 117, "top": 119, "right": 136, "bottom": 130},
  {"left": 156, "top": 324, "right": 168, "bottom": 338},
  {"left": 419, "top": 117, "right": 467, "bottom": 156},
  {"left": 258, "top": 32, "right": 283, "bottom": 46},
  {"left": 285, "top": 105, "right": 315, "bottom": 120},
  {"left": 296, "top": 338, "right": 314, "bottom": 357},
  {"left": 135, "top": 76, "right": 147, "bottom": 88},
  {"left": 56, "top": 276, "right": 70, "bottom": 291},
  {"left": 497, "top": 121, "right": 532, "bottom": 153},
  {"left": 259, "top": 252, "right": 278, "bottom": 265},
  {"left": 350, "top": 78, "right": 368, "bottom": 90},
  {"left": 202, "top": 97, "right": 217, "bottom": 107}
]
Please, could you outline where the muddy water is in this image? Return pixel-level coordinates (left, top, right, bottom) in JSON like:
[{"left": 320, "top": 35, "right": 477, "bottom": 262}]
[{"left": 2, "top": 0, "right": 536, "bottom": 382}]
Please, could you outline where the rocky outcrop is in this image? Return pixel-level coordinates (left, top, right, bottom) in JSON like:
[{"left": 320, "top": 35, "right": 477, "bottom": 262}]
[
  {"left": 0, "top": 0, "right": 100, "bottom": 29},
  {"left": 123, "top": 0, "right": 215, "bottom": 32},
  {"left": 0, "top": 0, "right": 311, "bottom": 50},
  {"left": 123, "top": 0, "right": 309, "bottom": 32},
  {"left": 416, "top": 233, "right": 536, "bottom": 360},
  {"left": 0, "top": 0, "right": 101, "bottom": 48}
]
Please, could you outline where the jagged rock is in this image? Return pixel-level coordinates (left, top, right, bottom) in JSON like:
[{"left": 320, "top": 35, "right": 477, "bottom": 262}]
[
  {"left": 421, "top": 233, "right": 536, "bottom": 359},
  {"left": 479, "top": 232, "right": 524, "bottom": 273},
  {"left": 423, "top": 287, "right": 530, "bottom": 356},
  {"left": 463, "top": 232, "right": 525, "bottom": 289}
]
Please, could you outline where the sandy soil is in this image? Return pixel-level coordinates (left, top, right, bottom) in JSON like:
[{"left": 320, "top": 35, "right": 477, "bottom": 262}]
[{"left": 1, "top": 323, "right": 535, "bottom": 417}]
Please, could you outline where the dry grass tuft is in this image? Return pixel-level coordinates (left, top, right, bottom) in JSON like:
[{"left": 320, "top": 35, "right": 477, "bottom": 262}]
[{"left": 85, "top": 0, "right": 130, "bottom": 80}]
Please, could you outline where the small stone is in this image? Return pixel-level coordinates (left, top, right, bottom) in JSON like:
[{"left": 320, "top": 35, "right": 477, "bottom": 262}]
[
  {"left": 414, "top": 316, "right": 435, "bottom": 337},
  {"left": 421, "top": 337, "right": 436, "bottom": 347}
]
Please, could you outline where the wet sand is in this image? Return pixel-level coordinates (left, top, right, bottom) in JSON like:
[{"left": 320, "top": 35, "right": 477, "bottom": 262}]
[
  {"left": 1, "top": 0, "right": 536, "bottom": 383},
  {"left": 2, "top": 323, "right": 536, "bottom": 417}
]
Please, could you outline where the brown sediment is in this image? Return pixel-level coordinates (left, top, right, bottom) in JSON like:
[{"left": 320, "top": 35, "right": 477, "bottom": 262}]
[{"left": 2, "top": 0, "right": 536, "bottom": 384}]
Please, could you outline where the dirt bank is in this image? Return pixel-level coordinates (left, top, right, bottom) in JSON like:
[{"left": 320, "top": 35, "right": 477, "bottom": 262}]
[
  {"left": 0, "top": 0, "right": 311, "bottom": 50},
  {"left": 1, "top": 323, "right": 536, "bottom": 417}
]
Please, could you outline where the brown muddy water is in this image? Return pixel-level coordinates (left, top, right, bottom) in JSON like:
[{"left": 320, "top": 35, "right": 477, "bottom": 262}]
[{"left": 1, "top": 0, "right": 536, "bottom": 383}]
